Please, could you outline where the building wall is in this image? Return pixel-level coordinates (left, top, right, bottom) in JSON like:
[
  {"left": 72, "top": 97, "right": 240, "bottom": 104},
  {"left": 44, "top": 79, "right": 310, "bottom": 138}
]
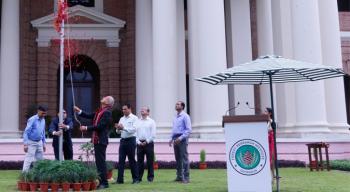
[{"left": 19, "top": 0, "right": 136, "bottom": 129}]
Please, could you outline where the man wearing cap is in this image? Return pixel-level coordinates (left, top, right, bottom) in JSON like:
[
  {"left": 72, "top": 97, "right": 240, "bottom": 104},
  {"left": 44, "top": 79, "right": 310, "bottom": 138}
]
[
  {"left": 49, "top": 110, "right": 74, "bottom": 160},
  {"left": 22, "top": 105, "right": 47, "bottom": 172}
]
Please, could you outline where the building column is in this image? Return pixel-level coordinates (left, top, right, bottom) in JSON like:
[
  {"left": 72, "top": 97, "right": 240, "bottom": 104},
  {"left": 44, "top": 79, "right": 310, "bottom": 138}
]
[
  {"left": 226, "top": 0, "right": 254, "bottom": 115},
  {"left": 271, "top": 0, "right": 297, "bottom": 135},
  {"left": 152, "top": 0, "right": 178, "bottom": 133},
  {"left": 188, "top": 0, "right": 229, "bottom": 139},
  {"left": 136, "top": 0, "right": 153, "bottom": 113},
  {"left": 176, "top": 0, "right": 187, "bottom": 104},
  {"left": 318, "top": 0, "right": 349, "bottom": 135},
  {"left": 0, "top": 0, "right": 20, "bottom": 138},
  {"left": 256, "top": 0, "right": 277, "bottom": 115},
  {"left": 290, "top": 0, "right": 329, "bottom": 137}
]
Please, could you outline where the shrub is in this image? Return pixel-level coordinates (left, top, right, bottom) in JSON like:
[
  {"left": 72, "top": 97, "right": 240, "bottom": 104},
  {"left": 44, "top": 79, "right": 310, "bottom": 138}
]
[
  {"left": 106, "top": 161, "right": 115, "bottom": 171},
  {"left": 330, "top": 160, "right": 350, "bottom": 171},
  {"left": 200, "top": 149, "right": 206, "bottom": 163}
]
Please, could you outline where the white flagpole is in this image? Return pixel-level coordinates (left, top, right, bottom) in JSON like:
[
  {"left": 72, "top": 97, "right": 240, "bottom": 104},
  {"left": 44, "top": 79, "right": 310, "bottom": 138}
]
[{"left": 58, "top": 0, "right": 65, "bottom": 161}]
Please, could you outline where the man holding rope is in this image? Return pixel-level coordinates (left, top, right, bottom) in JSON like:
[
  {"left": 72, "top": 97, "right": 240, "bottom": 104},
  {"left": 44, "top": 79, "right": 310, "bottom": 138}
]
[{"left": 74, "top": 96, "right": 114, "bottom": 190}]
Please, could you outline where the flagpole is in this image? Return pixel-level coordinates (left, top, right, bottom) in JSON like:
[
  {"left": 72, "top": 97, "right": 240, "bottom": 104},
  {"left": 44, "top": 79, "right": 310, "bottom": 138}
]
[{"left": 58, "top": 0, "right": 65, "bottom": 162}]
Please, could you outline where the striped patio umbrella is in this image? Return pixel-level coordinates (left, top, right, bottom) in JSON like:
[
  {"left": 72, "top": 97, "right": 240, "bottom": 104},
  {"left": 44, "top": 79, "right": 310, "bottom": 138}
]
[
  {"left": 197, "top": 55, "right": 345, "bottom": 85},
  {"left": 196, "top": 55, "right": 346, "bottom": 192}
]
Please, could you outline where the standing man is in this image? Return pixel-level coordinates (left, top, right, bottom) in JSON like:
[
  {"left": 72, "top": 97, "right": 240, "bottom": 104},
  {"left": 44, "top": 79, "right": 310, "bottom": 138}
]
[
  {"left": 135, "top": 107, "right": 156, "bottom": 182},
  {"left": 169, "top": 101, "right": 192, "bottom": 184},
  {"left": 115, "top": 104, "right": 139, "bottom": 184},
  {"left": 49, "top": 110, "right": 74, "bottom": 160},
  {"left": 22, "top": 105, "right": 47, "bottom": 172},
  {"left": 74, "top": 96, "right": 114, "bottom": 190}
]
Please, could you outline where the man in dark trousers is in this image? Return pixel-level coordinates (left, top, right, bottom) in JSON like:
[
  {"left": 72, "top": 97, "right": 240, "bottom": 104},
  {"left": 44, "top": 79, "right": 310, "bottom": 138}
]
[
  {"left": 169, "top": 101, "right": 192, "bottom": 184},
  {"left": 74, "top": 96, "right": 114, "bottom": 190},
  {"left": 136, "top": 107, "right": 156, "bottom": 182},
  {"left": 49, "top": 110, "right": 74, "bottom": 160},
  {"left": 115, "top": 104, "right": 139, "bottom": 184}
]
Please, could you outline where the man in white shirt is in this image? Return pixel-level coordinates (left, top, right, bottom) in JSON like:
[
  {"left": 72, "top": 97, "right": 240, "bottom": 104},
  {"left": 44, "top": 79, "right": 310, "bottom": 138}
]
[
  {"left": 115, "top": 104, "right": 140, "bottom": 184},
  {"left": 135, "top": 107, "right": 156, "bottom": 182}
]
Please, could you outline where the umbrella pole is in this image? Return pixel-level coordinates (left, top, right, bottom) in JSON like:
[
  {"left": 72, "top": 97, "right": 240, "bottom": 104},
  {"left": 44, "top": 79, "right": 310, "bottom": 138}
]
[{"left": 268, "top": 73, "right": 280, "bottom": 192}]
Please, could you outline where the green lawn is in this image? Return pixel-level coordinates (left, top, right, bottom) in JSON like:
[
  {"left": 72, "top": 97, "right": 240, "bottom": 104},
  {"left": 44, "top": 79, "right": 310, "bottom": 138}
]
[{"left": 3, "top": 168, "right": 350, "bottom": 192}]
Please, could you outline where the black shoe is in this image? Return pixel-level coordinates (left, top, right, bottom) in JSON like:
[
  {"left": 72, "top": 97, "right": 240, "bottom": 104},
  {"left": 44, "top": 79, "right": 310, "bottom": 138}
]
[
  {"left": 132, "top": 180, "right": 140, "bottom": 184},
  {"left": 148, "top": 178, "right": 154, "bottom": 182},
  {"left": 97, "top": 184, "right": 109, "bottom": 190},
  {"left": 182, "top": 180, "right": 190, "bottom": 184},
  {"left": 173, "top": 178, "right": 183, "bottom": 182},
  {"left": 115, "top": 180, "right": 124, "bottom": 184}
]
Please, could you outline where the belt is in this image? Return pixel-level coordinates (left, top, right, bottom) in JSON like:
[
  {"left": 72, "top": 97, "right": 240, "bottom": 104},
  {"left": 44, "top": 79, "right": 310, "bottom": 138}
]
[
  {"left": 30, "top": 139, "right": 41, "bottom": 142},
  {"left": 139, "top": 140, "right": 153, "bottom": 144},
  {"left": 121, "top": 136, "right": 136, "bottom": 141},
  {"left": 172, "top": 133, "right": 182, "bottom": 140}
]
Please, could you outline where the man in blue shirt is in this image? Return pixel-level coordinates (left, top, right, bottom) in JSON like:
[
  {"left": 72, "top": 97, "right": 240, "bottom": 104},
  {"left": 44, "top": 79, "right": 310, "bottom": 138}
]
[
  {"left": 169, "top": 101, "right": 192, "bottom": 184},
  {"left": 22, "top": 105, "right": 47, "bottom": 172}
]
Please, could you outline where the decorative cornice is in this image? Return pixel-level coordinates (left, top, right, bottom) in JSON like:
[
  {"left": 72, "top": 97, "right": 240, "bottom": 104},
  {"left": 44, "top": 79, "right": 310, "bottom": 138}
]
[{"left": 31, "top": 5, "right": 125, "bottom": 47}]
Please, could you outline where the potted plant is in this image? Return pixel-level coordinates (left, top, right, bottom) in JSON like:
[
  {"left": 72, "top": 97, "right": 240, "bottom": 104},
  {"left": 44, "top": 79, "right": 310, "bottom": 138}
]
[
  {"left": 18, "top": 172, "right": 29, "bottom": 191},
  {"left": 72, "top": 172, "right": 82, "bottom": 191},
  {"left": 79, "top": 142, "right": 95, "bottom": 164},
  {"left": 81, "top": 169, "right": 91, "bottom": 191},
  {"left": 87, "top": 168, "right": 99, "bottom": 190},
  {"left": 27, "top": 169, "right": 39, "bottom": 192},
  {"left": 153, "top": 153, "right": 159, "bottom": 170},
  {"left": 50, "top": 172, "right": 60, "bottom": 192},
  {"left": 106, "top": 161, "right": 114, "bottom": 180},
  {"left": 59, "top": 171, "right": 71, "bottom": 192},
  {"left": 39, "top": 172, "right": 50, "bottom": 192},
  {"left": 199, "top": 149, "right": 207, "bottom": 169}
]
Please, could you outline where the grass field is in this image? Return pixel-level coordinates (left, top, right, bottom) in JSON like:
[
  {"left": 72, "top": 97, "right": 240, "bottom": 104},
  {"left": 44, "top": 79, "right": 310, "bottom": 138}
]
[{"left": 3, "top": 168, "right": 350, "bottom": 191}]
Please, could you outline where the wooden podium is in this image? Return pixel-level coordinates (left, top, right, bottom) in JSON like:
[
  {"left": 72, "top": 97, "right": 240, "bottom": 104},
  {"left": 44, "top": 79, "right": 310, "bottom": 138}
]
[{"left": 223, "top": 115, "right": 271, "bottom": 192}]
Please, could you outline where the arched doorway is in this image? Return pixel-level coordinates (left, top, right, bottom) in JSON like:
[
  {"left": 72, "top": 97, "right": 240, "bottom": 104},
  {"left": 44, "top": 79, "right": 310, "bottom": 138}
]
[{"left": 58, "top": 54, "right": 100, "bottom": 138}]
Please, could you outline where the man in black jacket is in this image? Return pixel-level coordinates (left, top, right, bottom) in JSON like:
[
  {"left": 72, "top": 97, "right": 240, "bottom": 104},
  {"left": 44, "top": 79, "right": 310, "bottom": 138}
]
[
  {"left": 48, "top": 110, "right": 74, "bottom": 160},
  {"left": 74, "top": 96, "right": 114, "bottom": 190}
]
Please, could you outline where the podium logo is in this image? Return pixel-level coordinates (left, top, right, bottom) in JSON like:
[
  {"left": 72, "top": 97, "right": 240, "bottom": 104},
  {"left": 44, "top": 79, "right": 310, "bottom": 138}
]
[{"left": 229, "top": 139, "right": 266, "bottom": 176}]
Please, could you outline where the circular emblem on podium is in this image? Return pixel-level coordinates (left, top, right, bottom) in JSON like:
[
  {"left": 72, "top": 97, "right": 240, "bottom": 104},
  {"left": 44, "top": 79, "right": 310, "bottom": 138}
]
[{"left": 229, "top": 139, "right": 266, "bottom": 176}]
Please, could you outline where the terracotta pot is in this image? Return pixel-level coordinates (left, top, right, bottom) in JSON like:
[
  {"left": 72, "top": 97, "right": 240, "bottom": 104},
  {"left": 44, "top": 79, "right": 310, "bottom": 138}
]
[
  {"left": 199, "top": 162, "right": 207, "bottom": 170},
  {"left": 72, "top": 183, "right": 81, "bottom": 191},
  {"left": 39, "top": 182, "right": 49, "bottom": 192},
  {"left": 50, "top": 183, "right": 60, "bottom": 192},
  {"left": 17, "top": 181, "right": 30, "bottom": 191},
  {"left": 29, "top": 182, "right": 38, "bottom": 192},
  {"left": 82, "top": 182, "right": 91, "bottom": 191},
  {"left": 90, "top": 181, "right": 97, "bottom": 190},
  {"left": 61, "top": 182, "right": 70, "bottom": 192},
  {"left": 107, "top": 170, "right": 113, "bottom": 179},
  {"left": 153, "top": 162, "right": 159, "bottom": 170}
]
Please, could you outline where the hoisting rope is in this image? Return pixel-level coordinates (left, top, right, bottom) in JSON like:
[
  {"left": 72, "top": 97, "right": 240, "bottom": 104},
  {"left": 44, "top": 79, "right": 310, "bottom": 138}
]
[{"left": 55, "top": 0, "right": 83, "bottom": 137}]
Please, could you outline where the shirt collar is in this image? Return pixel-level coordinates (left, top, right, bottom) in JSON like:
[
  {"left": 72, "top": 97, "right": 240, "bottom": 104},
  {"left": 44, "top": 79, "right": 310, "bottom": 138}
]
[
  {"left": 34, "top": 114, "right": 42, "bottom": 121},
  {"left": 177, "top": 111, "right": 185, "bottom": 117},
  {"left": 125, "top": 113, "right": 134, "bottom": 118},
  {"left": 140, "top": 116, "right": 149, "bottom": 120}
]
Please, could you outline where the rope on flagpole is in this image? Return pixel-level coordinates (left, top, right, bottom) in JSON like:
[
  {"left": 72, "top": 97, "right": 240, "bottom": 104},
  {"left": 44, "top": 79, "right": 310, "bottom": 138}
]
[
  {"left": 55, "top": 0, "right": 83, "bottom": 139},
  {"left": 65, "top": 6, "right": 83, "bottom": 138}
]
